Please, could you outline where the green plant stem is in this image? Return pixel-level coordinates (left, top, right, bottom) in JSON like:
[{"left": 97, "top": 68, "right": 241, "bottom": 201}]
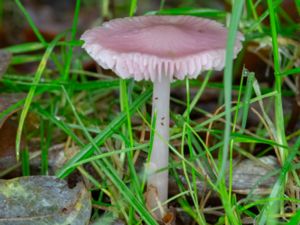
[
  {"left": 219, "top": 0, "right": 244, "bottom": 181},
  {"left": 62, "top": 0, "right": 81, "bottom": 81},
  {"left": 16, "top": 33, "right": 65, "bottom": 160},
  {"left": 120, "top": 79, "right": 142, "bottom": 224},
  {"left": 15, "top": 0, "right": 46, "bottom": 45},
  {"left": 267, "top": 0, "right": 288, "bottom": 162},
  {"left": 218, "top": 0, "right": 244, "bottom": 224},
  {"left": 130, "top": 0, "right": 137, "bottom": 16},
  {"left": 102, "top": 0, "right": 109, "bottom": 18}
]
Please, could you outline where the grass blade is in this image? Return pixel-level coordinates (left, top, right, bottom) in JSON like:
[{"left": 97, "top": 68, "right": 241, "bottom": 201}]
[
  {"left": 14, "top": 0, "right": 46, "bottom": 45},
  {"left": 218, "top": 0, "right": 244, "bottom": 183},
  {"left": 256, "top": 137, "right": 300, "bottom": 225},
  {"left": 267, "top": 0, "right": 288, "bottom": 163},
  {"left": 55, "top": 87, "right": 151, "bottom": 177},
  {"left": 16, "top": 33, "right": 65, "bottom": 160}
]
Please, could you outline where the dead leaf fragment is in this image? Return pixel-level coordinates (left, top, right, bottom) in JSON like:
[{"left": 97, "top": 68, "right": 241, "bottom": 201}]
[
  {"left": 170, "top": 156, "right": 279, "bottom": 197},
  {"left": 161, "top": 208, "right": 176, "bottom": 225},
  {"left": 231, "top": 156, "right": 279, "bottom": 194},
  {"left": 0, "top": 93, "right": 25, "bottom": 128},
  {"left": 0, "top": 93, "right": 25, "bottom": 175},
  {"left": 0, "top": 119, "right": 23, "bottom": 172},
  {"left": 0, "top": 176, "right": 91, "bottom": 225}
]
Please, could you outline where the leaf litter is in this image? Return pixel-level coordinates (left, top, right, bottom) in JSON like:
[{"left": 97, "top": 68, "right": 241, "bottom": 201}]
[{"left": 0, "top": 176, "right": 91, "bottom": 225}]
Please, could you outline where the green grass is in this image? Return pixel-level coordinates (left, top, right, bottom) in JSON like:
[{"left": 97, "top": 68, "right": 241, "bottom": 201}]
[
  {"left": 0, "top": 0, "right": 299, "bottom": 224},
  {"left": 15, "top": 33, "right": 66, "bottom": 160}
]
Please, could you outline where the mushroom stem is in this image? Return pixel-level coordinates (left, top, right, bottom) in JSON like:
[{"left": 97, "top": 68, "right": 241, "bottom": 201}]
[{"left": 147, "top": 74, "right": 170, "bottom": 219}]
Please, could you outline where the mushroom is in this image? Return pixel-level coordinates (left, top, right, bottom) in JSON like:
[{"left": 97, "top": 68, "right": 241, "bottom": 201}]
[{"left": 81, "top": 15, "right": 243, "bottom": 220}]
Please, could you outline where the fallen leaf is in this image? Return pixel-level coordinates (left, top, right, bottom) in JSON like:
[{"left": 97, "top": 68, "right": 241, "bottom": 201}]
[
  {"left": 0, "top": 176, "right": 91, "bottom": 225},
  {"left": 161, "top": 208, "right": 176, "bottom": 225},
  {"left": 0, "top": 93, "right": 25, "bottom": 176},
  {"left": 170, "top": 156, "right": 279, "bottom": 196},
  {"left": 231, "top": 156, "right": 279, "bottom": 194},
  {"left": 0, "top": 119, "right": 22, "bottom": 173},
  {"left": 0, "top": 93, "right": 25, "bottom": 128}
]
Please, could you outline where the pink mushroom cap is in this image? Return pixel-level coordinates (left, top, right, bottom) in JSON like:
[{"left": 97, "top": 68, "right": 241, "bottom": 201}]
[{"left": 81, "top": 15, "right": 244, "bottom": 82}]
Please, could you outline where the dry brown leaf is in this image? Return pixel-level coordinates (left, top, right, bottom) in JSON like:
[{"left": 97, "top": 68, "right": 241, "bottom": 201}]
[{"left": 0, "top": 93, "right": 25, "bottom": 128}]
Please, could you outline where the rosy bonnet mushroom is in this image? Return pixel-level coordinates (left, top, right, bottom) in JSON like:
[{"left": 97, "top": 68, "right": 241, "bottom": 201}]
[{"left": 81, "top": 15, "right": 243, "bottom": 220}]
